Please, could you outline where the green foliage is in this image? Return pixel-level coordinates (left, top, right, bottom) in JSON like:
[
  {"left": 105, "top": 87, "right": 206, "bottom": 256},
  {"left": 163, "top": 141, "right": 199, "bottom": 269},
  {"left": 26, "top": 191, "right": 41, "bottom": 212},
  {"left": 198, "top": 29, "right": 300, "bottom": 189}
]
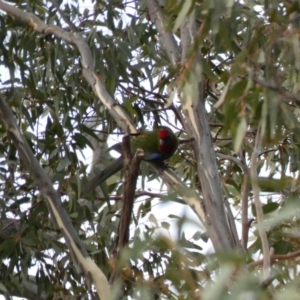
[{"left": 1, "top": 0, "right": 300, "bottom": 299}]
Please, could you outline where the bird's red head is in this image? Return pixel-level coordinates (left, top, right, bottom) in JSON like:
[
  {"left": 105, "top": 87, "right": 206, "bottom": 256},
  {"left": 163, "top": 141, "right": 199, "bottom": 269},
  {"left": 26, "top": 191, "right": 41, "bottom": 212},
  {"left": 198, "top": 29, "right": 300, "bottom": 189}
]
[
  {"left": 158, "top": 129, "right": 170, "bottom": 140},
  {"left": 157, "top": 127, "right": 178, "bottom": 159}
]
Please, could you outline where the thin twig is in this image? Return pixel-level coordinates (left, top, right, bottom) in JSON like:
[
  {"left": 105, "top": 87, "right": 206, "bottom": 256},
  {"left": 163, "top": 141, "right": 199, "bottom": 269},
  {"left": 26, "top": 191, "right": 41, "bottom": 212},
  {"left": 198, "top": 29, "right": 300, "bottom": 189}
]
[
  {"left": 253, "top": 77, "right": 300, "bottom": 103},
  {"left": 50, "top": 0, "right": 77, "bottom": 31},
  {"left": 217, "top": 153, "right": 248, "bottom": 174},
  {"left": 94, "top": 191, "right": 185, "bottom": 204},
  {"left": 240, "top": 148, "right": 251, "bottom": 250},
  {"left": 248, "top": 249, "right": 300, "bottom": 269},
  {"left": 250, "top": 125, "right": 270, "bottom": 280}
]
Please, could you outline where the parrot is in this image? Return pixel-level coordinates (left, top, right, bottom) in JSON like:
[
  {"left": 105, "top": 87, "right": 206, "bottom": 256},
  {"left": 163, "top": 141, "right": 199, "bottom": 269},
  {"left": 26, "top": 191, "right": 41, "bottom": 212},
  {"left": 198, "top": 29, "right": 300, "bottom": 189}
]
[{"left": 81, "top": 126, "right": 178, "bottom": 195}]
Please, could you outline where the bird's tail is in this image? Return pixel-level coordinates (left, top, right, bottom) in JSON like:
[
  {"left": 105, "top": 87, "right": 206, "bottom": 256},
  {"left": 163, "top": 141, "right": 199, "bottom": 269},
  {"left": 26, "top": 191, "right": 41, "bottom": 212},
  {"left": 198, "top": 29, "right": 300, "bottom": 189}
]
[{"left": 81, "top": 157, "right": 123, "bottom": 196}]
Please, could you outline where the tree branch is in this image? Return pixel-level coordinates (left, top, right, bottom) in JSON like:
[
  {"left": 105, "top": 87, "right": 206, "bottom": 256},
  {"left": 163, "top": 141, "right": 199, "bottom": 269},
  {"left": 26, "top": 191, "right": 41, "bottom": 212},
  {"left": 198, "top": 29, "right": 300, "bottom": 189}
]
[
  {"left": 145, "top": 0, "right": 181, "bottom": 66},
  {"left": 0, "top": 96, "right": 110, "bottom": 300},
  {"left": 145, "top": 0, "right": 238, "bottom": 251},
  {"left": 180, "top": 18, "right": 237, "bottom": 250},
  {"left": 109, "top": 136, "right": 143, "bottom": 284}
]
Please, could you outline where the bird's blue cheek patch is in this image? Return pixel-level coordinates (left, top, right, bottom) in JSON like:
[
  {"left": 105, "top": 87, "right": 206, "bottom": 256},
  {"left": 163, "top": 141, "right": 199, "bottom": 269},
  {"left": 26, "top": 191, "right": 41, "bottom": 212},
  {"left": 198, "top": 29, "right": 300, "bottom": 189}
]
[{"left": 143, "top": 153, "right": 162, "bottom": 161}]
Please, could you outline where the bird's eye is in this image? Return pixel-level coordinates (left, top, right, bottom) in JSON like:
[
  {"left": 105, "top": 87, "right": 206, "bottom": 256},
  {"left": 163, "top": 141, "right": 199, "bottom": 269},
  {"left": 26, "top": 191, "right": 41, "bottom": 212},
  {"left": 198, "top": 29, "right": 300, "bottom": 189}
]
[{"left": 163, "top": 136, "right": 170, "bottom": 144}]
